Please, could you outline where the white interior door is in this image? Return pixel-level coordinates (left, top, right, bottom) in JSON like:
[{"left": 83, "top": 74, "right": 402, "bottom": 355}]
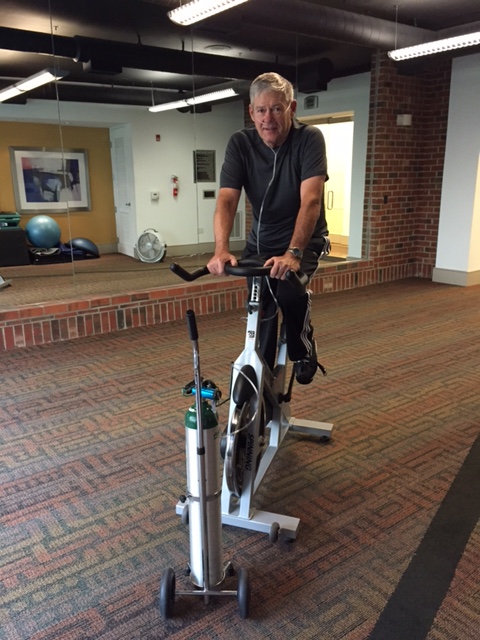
[
  {"left": 316, "top": 121, "right": 354, "bottom": 241},
  {"left": 110, "top": 125, "right": 137, "bottom": 257}
]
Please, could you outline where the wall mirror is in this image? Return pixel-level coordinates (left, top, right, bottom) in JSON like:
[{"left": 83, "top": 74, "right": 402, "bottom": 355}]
[{"left": 0, "top": 0, "right": 380, "bottom": 311}]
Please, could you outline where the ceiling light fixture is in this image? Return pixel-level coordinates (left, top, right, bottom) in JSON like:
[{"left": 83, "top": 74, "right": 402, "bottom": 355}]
[
  {"left": 0, "top": 68, "right": 69, "bottom": 103},
  {"left": 168, "top": 0, "right": 249, "bottom": 26},
  {"left": 204, "top": 44, "right": 232, "bottom": 52},
  {"left": 388, "top": 31, "right": 480, "bottom": 61},
  {"left": 149, "top": 88, "right": 238, "bottom": 112}
]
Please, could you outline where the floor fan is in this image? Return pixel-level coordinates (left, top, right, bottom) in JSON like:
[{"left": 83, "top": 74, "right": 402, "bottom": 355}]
[{"left": 135, "top": 229, "right": 167, "bottom": 263}]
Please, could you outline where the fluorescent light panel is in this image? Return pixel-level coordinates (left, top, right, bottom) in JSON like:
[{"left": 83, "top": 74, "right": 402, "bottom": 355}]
[
  {"left": 0, "top": 68, "right": 68, "bottom": 103},
  {"left": 189, "top": 89, "right": 237, "bottom": 105},
  {"left": 149, "top": 88, "right": 238, "bottom": 113},
  {"left": 17, "top": 69, "right": 65, "bottom": 91},
  {"left": 388, "top": 31, "right": 480, "bottom": 61},
  {"left": 168, "top": 0, "right": 249, "bottom": 26},
  {"left": 0, "top": 87, "right": 22, "bottom": 102},
  {"left": 149, "top": 99, "right": 191, "bottom": 113}
]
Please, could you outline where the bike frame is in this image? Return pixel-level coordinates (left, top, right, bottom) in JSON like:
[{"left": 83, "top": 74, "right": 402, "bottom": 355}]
[{"left": 220, "top": 273, "right": 333, "bottom": 539}]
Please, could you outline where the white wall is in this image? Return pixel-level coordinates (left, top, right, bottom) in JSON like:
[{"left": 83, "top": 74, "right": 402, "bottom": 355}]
[
  {"left": 129, "top": 103, "right": 245, "bottom": 247},
  {"left": 297, "top": 73, "right": 371, "bottom": 258},
  {"left": 434, "top": 53, "right": 480, "bottom": 283},
  {"left": 0, "top": 98, "right": 245, "bottom": 250}
]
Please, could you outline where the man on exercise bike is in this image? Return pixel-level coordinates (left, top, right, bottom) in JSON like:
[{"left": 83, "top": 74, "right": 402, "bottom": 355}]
[{"left": 207, "top": 72, "right": 329, "bottom": 385}]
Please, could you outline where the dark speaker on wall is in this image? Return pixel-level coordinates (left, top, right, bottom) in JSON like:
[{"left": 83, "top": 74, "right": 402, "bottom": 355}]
[{"left": 297, "top": 58, "right": 334, "bottom": 94}]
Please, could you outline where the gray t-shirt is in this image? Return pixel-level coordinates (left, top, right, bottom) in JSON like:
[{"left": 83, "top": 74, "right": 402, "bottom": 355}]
[{"left": 220, "top": 120, "right": 328, "bottom": 253}]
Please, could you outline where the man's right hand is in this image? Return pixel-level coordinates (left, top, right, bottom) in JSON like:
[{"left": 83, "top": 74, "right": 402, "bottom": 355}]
[{"left": 207, "top": 251, "right": 238, "bottom": 276}]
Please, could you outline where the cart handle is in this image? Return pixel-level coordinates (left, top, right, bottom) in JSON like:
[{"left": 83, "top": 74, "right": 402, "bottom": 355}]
[{"left": 185, "top": 309, "right": 198, "bottom": 341}]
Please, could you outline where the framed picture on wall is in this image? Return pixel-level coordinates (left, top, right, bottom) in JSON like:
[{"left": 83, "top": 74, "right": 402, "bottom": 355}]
[{"left": 9, "top": 147, "right": 91, "bottom": 213}]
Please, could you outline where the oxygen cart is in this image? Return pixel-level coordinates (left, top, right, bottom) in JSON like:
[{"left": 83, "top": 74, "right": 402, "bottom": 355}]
[{"left": 159, "top": 309, "right": 251, "bottom": 619}]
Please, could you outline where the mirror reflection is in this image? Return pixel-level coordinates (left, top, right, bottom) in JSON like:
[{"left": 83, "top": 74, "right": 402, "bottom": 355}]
[{"left": 0, "top": 0, "right": 369, "bottom": 314}]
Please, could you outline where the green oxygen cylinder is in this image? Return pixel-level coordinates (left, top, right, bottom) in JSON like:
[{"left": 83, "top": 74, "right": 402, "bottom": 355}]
[{"left": 184, "top": 400, "right": 224, "bottom": 588}]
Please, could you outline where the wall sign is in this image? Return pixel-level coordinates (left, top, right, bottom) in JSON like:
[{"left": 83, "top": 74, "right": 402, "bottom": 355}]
[{"left": 193, "top": 150, "right": 216, "bottom": 183}]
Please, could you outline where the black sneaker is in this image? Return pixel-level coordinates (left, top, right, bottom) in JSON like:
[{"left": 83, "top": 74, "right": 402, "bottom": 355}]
[{"left": 294, "top": 341, "right": 318, "bottom": 385}]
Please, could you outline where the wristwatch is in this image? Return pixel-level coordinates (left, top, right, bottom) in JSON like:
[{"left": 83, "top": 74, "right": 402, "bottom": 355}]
[{"left": 288, "top": 247, "right": 303, "bottom": 260}]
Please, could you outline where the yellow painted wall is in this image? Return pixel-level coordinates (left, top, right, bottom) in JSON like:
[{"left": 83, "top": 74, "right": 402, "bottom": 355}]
[{"left": 0, "top": 122, "right": 116, "bottom": 247}]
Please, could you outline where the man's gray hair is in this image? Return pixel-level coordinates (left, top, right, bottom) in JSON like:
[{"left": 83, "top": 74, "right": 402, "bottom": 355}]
[{"left": 250, "top": 72, "right": 294, "bottom": 104}]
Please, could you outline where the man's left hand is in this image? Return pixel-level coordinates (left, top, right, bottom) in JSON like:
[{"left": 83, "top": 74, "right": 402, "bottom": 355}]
[{"left": 264, "top": 252, "right": 301, "bottom": 279}]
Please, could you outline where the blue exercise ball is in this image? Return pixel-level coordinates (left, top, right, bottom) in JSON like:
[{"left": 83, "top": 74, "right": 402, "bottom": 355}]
[{"left": 25, "top": 215, "right": 61, "bottom": 249}]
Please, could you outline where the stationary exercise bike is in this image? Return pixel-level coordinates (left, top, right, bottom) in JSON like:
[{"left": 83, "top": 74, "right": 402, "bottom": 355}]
[{"left": 171, "top": 258, "right": 333, "bottom": 542}]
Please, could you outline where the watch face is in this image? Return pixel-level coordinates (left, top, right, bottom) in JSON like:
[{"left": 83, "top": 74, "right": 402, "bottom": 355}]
[{"left": 289, "top": 247, "right": 302, "bottom": 259}]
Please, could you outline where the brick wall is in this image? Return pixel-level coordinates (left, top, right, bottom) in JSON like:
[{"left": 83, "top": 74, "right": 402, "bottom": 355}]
[
  {"left": 0, "top": 279, "right": 249, "bottom": 350},
  {"left": 1, "top": 258, "right": 415, "bottom": 350},
  {"left": 365, "top": 53, "right": 451, "bottom": 276}
]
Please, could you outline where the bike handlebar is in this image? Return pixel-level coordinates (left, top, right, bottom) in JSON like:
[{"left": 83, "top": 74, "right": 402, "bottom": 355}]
[
  {"left": 170, "top": 259, "right": 308, "bottom": 293},
  {"left": 169, "top": 262, "right": 209, "bottom": 282}
]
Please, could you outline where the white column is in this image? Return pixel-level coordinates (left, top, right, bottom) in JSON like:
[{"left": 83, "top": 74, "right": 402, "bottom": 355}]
[{"left": 433, "top": 53, "right": 480, "bottom": 286}]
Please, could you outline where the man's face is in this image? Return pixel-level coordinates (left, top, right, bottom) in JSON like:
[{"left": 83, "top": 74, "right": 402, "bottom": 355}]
[{"left": 249, "top": 90, "right": 296, "bottom": 149}]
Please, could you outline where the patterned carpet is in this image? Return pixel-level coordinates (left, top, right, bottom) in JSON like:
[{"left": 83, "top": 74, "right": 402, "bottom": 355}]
[{"left": 1, "top": 278, "right": 479, "bottom": 639}]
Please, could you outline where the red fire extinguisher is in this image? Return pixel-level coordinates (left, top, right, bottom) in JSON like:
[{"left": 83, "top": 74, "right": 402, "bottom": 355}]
[{"left": 172, "top": 175, "right": 179, "bottom": 198}]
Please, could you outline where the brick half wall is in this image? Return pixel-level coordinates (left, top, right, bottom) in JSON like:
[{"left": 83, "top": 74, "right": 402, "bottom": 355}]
[{"left": 0, "top": 258, "right": 423, "bottom": 351}]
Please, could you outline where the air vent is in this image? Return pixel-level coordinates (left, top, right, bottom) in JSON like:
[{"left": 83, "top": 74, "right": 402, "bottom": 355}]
[{"left": 304, "top": 95, "right": 319, "bottom": 110}]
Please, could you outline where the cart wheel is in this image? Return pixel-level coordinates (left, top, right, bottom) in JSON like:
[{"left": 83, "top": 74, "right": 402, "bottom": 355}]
[
  {"left": 181, "top": 504, "right": 189, "bottom": 526},
  {"left": 237, "top": 568, "right": 251, "bottom": 619},
  {"left": 269, "top": 522, "right": 280, "bottom": 543},
  {"left": 159, "top": 567, "right": 176, "bottom": 619}
]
